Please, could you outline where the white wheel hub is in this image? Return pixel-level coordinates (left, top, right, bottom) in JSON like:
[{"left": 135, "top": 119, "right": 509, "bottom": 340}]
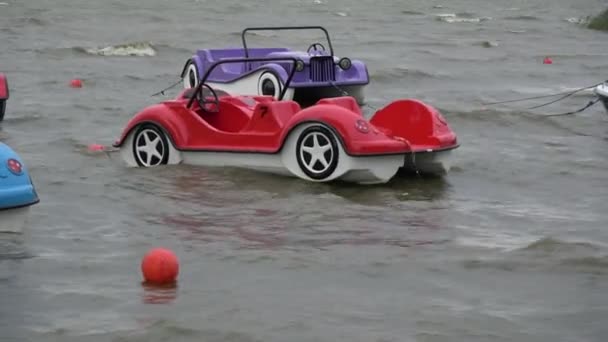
[
  {"left": 299, "top": 131, "right": 334, "bottom": 174},
  {"left": 135, "top": 129, "right": 165, "bottom": 166}
]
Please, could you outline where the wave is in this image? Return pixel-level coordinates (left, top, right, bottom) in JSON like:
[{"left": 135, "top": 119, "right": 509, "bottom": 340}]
[
  {"left": 435, "top": 13, "right": 492, "bottom": 23},
  {"left": 401, "top": 10, "right": 425, "bottom": 15},
  {"left": 455, "top": 11, "right": 479, "bottom": 18},
  {"left": 0, "top": 113, "right": 44, "bottom": 124},
  {"left": 229, "top": 30, "right": 277, "bottom": 38},
  {"left": 565, "top": 17, "right": 589, "bottom": 25},
  {"left": 370, "top": 66, "right": 450, "bottom": 82},
  {"left": 154, "top": 43, "right": 192, "bottom": 54},
  {"left": 503, "top": 15, "right": 540, "bottom": 21},
  {"left": 463, "top": 237, "right": 608, "bottom": 274},
  {"left": 115, "top": 319, "right": 261, "bottom": 341},
  {"left": 533, "top": 52, "right": 606, "bottom": 59},
  {"left": 14, "top": 16, "right": 48, "bottom": 26},
  {"left": 0, "top": 249, "right": 32, "bottom": 260},
  {"left": 442, "top": 107, "right": 601, "bottom": 138},
  {"left": 473, "top": 40, "right": 499, "bottom": 48},
  {"left": 80, "top": 41, "right": 157, "bottom": 57},
  {"left": 0, "top": 27, "right": 17, "bottom": 34},
  {"left": 0, "top": 237, "right": 34, "bottom": 260},
  {"left": 37, "top": 41, "right": 192, "bottom": 59},
  {"left": 521, "top": 237, "right": 603, "bottom": 253},
  {"left": 582, "top": 64, "right": 608, "bottom": 71}
]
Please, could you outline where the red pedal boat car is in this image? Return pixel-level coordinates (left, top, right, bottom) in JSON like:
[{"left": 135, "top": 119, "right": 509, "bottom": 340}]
[{"left": 113, "top": 57, "right": 459, "bottom": 184}]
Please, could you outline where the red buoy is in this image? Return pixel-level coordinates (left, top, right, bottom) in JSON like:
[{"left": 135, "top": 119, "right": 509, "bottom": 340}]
[
  {"left": 87, "top": 143, "right": 105, "bottom": 152},
  {"left": 70, "top": 79, "right": 83, "bottom": 88},
  {"left": 141, "top": 248, "right": 179, "bottom": 285},
  {"left": 543, "top": 57, "right": 553, "bottom": 64}
]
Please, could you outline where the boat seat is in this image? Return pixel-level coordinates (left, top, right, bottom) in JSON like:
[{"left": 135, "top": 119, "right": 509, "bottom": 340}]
[
  {"left": 242, "top": 100, "right": 301, "bottom": 133},
  {"left": 198, "top": 97, "right": 254, "bottom": 133},
  {"left": 316, "top": 96, "right": 363, "bottom": 116}
]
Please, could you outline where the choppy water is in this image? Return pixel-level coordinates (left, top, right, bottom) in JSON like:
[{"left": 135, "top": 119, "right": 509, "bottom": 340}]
[{"left": 1, "top": 0, "right": 608, "bottom": 341}]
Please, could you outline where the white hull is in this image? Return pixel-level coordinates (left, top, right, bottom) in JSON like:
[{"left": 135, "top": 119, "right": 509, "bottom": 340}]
[
  {"left": 595, "top": 83, "right": 608, "bottom": 113},
  {"left": 120, "top": 123, "right": 406, "bottom": 185},
  {"left": 403, "top": 149, "right": 455, "bottom": 175},
  {"left": 0, "top": 206, "right": 31, "bottom": 234}
]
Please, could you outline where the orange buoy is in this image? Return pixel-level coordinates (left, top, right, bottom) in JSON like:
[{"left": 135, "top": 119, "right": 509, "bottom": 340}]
[
  {"left": 70, "top": 79, "right": 83, "bottom": 88},
  {"left": 141, "top": 248, "right": 179, "bottom": 285}
]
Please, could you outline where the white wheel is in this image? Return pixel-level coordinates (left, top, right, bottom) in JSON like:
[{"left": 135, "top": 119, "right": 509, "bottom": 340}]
[
  {"left": 132, "top": 124, "right": 169, "bottom": 167},
  {"left": 257, "top": 71, "right": 282, "bottom": 99},
  {"left": 183, "top": 61, "right": 199, "bottom": 89},
  {"left": 295, "top": 125, "right": 339, "bottom": 180}
]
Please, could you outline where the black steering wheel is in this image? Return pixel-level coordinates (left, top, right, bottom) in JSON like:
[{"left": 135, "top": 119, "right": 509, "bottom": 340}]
[
  {"left": 196, "top": 83, "right": 220, "bottom": 113},
  {"left": 307, "top": 43, "right": 326, "bottom": 54}
]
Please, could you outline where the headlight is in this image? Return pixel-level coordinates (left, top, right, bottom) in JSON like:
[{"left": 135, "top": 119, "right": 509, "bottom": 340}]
[
  {"left": 338, "top": 57, "right": 352, "bottom": 70},
  {"left": 295, "top": 59, "right": 305, "bottom": 72},
  {"left": 355, "top": 120, "right": 370, "bottom": 133},
  {"left": 7, "top": 158, "right": 23, "bottom": 175}
]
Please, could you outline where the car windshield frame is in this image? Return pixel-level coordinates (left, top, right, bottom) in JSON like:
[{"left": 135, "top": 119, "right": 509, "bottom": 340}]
[
  {"left": 241, "top": 26, "right": 335, "bottom": 58},
  {"left": 186, "top": 56, "right": 299, "bottom": 109}
]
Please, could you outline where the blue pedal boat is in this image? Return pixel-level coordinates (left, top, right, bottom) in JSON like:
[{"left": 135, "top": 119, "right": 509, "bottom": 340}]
[{"left": 0, "top": 142, "right": 39, "bottom": 233}]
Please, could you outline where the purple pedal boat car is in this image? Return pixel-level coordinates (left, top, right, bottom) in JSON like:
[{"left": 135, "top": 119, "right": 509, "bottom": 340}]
[{"left": 180, "top": 26, "right": 369, "bottom": 107}]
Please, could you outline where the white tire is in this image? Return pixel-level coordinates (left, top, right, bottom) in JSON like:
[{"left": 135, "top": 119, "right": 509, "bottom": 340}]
[
  {"left": 132, "top": 124, "right": 169, "bottom": 167},
  {"left": 295, "top": 125, "right": 340, "bottom": 180},
  {"left": 183, "top": 61, "right": 199, "bottom": 89},
  {"left": 257, "top": 71, "right": 282, "bottom": 99}
]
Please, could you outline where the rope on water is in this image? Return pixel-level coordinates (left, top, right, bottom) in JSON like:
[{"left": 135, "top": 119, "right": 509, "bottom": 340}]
[
  {"left": 541, "top": 98, "right": 601, "bottom": 117},
  {"left": 525, "top": 85, "right": 600, "bottom": 110},
  {"left": 481, "top": 81, "right": 604, "bottom": 106},
  {"left": 479, "top": 80, "right": 606, "bottom": 118},
  {"left": 151, "top": 78, "right": 183, "bottom": 97}
]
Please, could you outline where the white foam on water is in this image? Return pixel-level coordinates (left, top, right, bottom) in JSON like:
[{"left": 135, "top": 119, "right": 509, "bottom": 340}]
[
  {"left": 84, "top": 42, "right": 156, "bottom": 57},
  {"left": 565, "top": 17, "right": 588, "bottom": 24},
  {"left": 453, "top": 225, "right": 543, "bottom": 251},
  {"left": 435, "top": 13, "right": 492, "bottom": 23}
]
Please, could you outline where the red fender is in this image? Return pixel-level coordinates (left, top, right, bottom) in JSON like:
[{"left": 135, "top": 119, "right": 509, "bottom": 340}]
[
  {"left": 282, "top": 103, "right": 411, "bottom": 155},
  {"left": 369, "top": 99, "right": 458, "bottom": 150},
  {"left": 113, "top": 102, "right": 191, "bottom": 148},
  {"left": 0, "top": 74, "right": 8, "bottom": 100}
]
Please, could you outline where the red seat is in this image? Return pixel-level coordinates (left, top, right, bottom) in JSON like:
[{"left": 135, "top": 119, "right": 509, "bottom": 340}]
[
  {"left": 200, "top": 97, "right": 253, "bottom": 133},
  {"left": 316, "top": 96, "right": 362, "bottom": 116},
  {"left": 242, "top": 100, "right": 301, "bottom": 133}
]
